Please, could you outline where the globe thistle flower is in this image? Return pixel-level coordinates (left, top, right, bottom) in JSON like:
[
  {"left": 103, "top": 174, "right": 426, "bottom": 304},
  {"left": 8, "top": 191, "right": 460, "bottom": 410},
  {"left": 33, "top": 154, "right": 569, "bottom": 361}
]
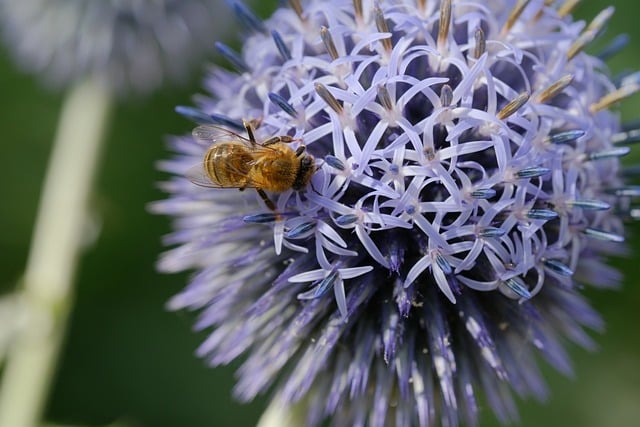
[
  {"left": 154, "top": 0, "right": 639, "bottom": 425},
  {"left": 0, "top": 0, "right": 228, "bottom": 94}
]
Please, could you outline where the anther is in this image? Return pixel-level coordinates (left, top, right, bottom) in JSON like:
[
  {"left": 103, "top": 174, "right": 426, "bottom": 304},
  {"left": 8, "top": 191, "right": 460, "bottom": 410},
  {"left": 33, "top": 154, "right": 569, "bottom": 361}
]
[
  {"left": 502, "top": 0, "right": 531, "bottom": 35},
  {"left": 271, "top": 30, "right": 292, "bottom": 61},
  {"left": 437, "top": 0, "right": 452, "bottom": 49},
  {"left": 377, "top": 84, "right": 395, "bottom": 111},
  {"left": 473, "top": 27, "right": 486, "bottom": 59},
  {"left": 315, "top": 83, "right": 343, "bottom": 114},
  {"left": 536, "top": 74, "right": 574, "bottom": 103},
  {"left": 497, "top": 92, "right": 530, "bottom": 120},
  {"left": 374, "top": 4, "right": 393, "bottom": 53},
  {"left": 320, "top": 27, "right": 339, "bottom": 60}
]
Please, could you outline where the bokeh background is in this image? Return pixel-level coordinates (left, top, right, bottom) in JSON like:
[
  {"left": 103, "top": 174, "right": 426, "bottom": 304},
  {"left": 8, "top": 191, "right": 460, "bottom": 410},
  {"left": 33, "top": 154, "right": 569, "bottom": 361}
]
[{"left": 0, "top": 1, "right": 639, "bottom": 426}]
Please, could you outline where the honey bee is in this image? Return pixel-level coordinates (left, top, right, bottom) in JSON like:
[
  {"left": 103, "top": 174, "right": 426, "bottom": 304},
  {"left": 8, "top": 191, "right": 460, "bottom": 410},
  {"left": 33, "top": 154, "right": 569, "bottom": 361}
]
[{"left": 187, "top": 119, "right": 316, "bottom": 212}]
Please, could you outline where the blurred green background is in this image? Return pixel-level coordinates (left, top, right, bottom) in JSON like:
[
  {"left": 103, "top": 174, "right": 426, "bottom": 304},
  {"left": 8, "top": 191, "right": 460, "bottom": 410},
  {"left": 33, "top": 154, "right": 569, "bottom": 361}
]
[{"left": 0, "top": 1, "right": 639, "bottom": 426}]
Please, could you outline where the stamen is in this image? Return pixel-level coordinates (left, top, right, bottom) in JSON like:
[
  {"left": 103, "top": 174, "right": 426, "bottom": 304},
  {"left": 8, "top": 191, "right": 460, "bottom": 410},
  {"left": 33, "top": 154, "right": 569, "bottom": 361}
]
[
  {"left": 566, "top": 199, "right": 611, "bottom": 211},
  {"left": 567, "top": 33, "right": 593, "bottom": 61},
  {"left": 437, "top": 0, "right": 452, "bottom": 50},
  {"left": 175, "top": 106, "right": 215, "bottom": 124},
  {"left": 353, "top": 0, "right": 363, "bottom": 23},
  {"left": 536, "top": 74, "right": 574, "bottom": 103},
  {"left": 515, "top": 166, "right": 550, "bottom": 179},
  {"left": 558, "top": 0, "right": 581, "bottom": 18},
  {"left": 504, "top": 277, "right": 532, "bottom": 300},
  {"left": 526, "top": 209, "right": 558, "bottom": 221},
  {"left": 230, "top": 1, "right": 266, "bottom": 33},
  {"left": 377, "top": 84, "right": 395, "bottom": 111},
  {"left": 545, "top": 129, "right": 585, "bottom": 145},
  {"left": 271, "top": 30, "right": 292, "bottom": 61},
  {"left": 497, "top": 91, "right": 530, "bottom": 120},
  {"left": 435, "top": 254, "right": 452, "bottom": 275},
  {"left": 320, "top": 27, "right": 339, "bottom": 60},
  {"left": 440, "top": 84, "right": 453, "bottom": 107},
  {"left": 298, "top": 270, "right": 340, "bottom": 300},
  {"left": 175, "top": 106, "right": 245, "bottom": 130},
  {"left": 587, "top": 146, "right": 630, "bottom": 161},
  {"left": 208, "top": 114, "right": 245, "bottom": 131},
  {"left": 215, "top": 42, "right": 249, "bottom": 73},
  {"left": 502, "top": 0, "right": 531, "bottom": 35},
  {"left": 286, "top": 221, "right": 316, "bottom": 238},
  {"left": 471, "top": 188, "right": 496, "bottom": 199},
  {"left": 583, "top": 228, "right": 624, "bottom": 243},
  {"left": 567, "top": 7, "right": 614, "bottom": 61},
  {"left": 478, "top": 227, "right": 506, "bottom": 238},
  {"left": 315, "top": 83, "right": 343, "bottom": 114},
  {"left": 586, "top": 6, "right": 614, "bottom": 33},
  {"left": 597, "top": 34, "right": 630, "bottom": 61},
  {"left": 336, "top": 214, "right": 359, "bottom": 226},
  {"left": 590, "top": 71, "right": 640, "bottom": 113},
  {"left": 243, "top": 213, "right": 280, "bottom": 223},
  {"left": 473, "top": 27, "right": 486, "bottom": 59},
  {"left": 268, "top": 92, "right": 297, "bottom": 117},
  {"left": 543, "top": 259, "right": 574, "bottom": 276},
  {"left": 288, "top": 0, "right": 304, "bottom": 21},
  {"left": 534, "top": 0, "right": 555, "bottom": 22},
  {"left": 325, "top": 155, "right": 346, "bottom": 171},
  {"left": 374, "top": 4, "right": 393, "bottom": 53}
]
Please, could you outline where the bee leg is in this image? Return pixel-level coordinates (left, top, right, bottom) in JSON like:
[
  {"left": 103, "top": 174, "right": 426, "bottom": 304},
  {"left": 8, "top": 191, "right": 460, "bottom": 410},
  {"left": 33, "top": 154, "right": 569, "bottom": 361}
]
[
  {"left": 256, "top": 188, "right": 277, "bottom": 212},
  {"left": 243, "top": 119, "right": 258, "bottom": 145},
  {"left": 294, "top": 145, "right": 307, "bottom": 157},
  {"left": 261, "top": 135, "right": 298, "bottom": 146}
]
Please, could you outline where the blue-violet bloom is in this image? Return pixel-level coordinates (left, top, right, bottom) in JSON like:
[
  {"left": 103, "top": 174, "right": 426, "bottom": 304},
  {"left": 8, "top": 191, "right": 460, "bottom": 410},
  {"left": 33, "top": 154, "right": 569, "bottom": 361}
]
[{"left": 153, "top": 0, "right": 639, "bottom": 425}]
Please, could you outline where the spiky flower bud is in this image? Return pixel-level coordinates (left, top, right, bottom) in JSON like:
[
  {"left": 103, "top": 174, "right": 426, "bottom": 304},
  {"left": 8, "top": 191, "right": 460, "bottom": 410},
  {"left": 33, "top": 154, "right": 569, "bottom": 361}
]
[
  {"left": 153, "top": 1, "right": 638, "bottom": 425},
  {"left": 0, "top": 0, "right": 228, "bottom": 94}
]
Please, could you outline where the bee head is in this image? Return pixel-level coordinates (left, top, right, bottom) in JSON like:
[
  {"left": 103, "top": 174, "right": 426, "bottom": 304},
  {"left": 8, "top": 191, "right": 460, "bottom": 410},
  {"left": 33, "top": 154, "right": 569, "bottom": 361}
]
[{"left": 293, "top": 153, "right": 316, "bottom": 191}]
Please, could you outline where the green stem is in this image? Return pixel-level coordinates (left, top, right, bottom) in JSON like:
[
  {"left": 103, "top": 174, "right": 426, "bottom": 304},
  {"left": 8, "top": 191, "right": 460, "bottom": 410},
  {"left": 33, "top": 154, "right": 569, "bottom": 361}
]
[{"left": 0, "top": 79, "right": 112, "bottom": 427}]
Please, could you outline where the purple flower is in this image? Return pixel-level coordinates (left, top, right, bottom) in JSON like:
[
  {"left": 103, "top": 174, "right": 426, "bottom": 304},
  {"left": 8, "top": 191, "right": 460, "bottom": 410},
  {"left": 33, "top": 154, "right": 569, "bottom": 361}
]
[
  {"left": 0, "top": 0, "right": 229, "bottom": 94},
  {"left": 153, "top": 1, "right": 638, "bottom": 425}
]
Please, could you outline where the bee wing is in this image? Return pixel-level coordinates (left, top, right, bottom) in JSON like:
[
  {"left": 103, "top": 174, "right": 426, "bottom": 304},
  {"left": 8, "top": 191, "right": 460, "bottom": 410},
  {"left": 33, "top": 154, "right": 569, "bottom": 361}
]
[
  {"left": 185, "top": 160, "right": 272, "bottom": 189},
  {"left": 185, "top": 163, "right": 224, "bottom": 188},
  {"left": 192, "top": 125, "right": 251, "bottom": 145}
]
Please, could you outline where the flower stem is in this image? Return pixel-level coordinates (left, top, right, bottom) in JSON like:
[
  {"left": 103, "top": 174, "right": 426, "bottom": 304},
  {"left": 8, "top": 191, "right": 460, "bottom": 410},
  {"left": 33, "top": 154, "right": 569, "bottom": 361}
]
[
  {"left": 0, "top": 79, "right": 112, "bottom": 427},
  {"left": 257, "top": 398, "right": 306, "bottom": 427}
]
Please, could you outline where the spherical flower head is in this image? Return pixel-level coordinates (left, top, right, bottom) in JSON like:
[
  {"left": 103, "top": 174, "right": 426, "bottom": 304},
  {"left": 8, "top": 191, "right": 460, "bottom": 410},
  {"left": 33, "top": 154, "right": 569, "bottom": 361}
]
[
  {"left": 0, "top": 0, "right": 229, "bottom": 95},
  {"left": 153, "top": 1, "right": 639, "bottom": 425}
]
